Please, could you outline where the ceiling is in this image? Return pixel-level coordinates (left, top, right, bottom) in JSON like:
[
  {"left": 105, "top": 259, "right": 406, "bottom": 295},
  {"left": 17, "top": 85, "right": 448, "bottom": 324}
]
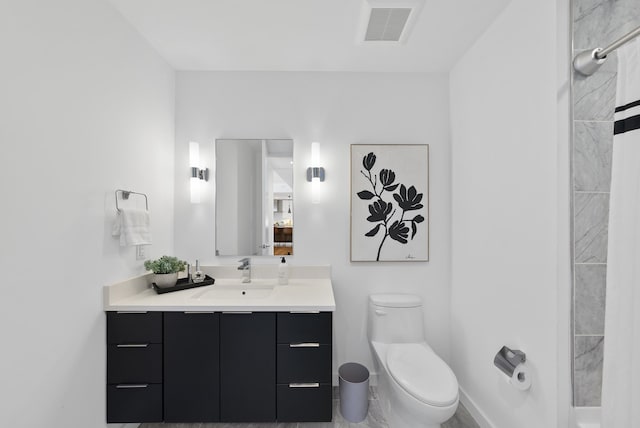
[{"left": 108, "top": 0, "right": 512, "bottom": 72}]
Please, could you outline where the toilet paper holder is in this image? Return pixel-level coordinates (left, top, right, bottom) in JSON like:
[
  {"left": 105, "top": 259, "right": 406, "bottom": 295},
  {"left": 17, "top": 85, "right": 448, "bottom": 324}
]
[{"left": 493, "top": 346, "right": 526, "bottom": 377}]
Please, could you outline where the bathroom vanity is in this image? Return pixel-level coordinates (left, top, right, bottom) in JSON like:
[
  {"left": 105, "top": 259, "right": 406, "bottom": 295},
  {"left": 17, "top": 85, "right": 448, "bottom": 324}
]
[{"left": 103, "top": 265, "right": 335, "bottom": 424}]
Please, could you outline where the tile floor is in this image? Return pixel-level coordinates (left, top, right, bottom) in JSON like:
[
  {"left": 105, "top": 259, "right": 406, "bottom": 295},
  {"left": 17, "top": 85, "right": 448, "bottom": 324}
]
[{"left": 142, "top": 387, "right": 480, "bottom": 428}]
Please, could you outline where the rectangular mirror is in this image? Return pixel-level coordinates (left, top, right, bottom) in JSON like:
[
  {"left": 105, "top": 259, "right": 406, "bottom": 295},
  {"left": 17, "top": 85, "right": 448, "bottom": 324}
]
[{"left": 215, "top": 139, "right": 293, "bottom": 257}]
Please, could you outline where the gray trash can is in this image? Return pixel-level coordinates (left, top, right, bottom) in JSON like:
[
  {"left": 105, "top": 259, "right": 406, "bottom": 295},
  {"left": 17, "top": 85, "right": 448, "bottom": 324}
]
[{"left": 339, "top": 362, "right": 370, "bottom": 423}]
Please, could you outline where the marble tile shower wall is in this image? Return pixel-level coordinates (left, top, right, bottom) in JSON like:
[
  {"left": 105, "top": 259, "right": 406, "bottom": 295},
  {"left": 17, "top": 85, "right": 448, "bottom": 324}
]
[{"left": 572, "top": 0, "right": 640, "bottom": 407}]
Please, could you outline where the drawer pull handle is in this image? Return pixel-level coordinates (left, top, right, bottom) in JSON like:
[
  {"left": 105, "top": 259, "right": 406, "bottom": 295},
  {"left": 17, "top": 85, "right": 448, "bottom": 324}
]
[
  {"left": 184, "top": 311, "right": 216, "bottom": 314},
  {"left": 290, "top": 311, "right": 320, "bottom": 314},
  {"left": 222, "top": 311, "right": 253, "bottom": 314},
  {"left": 116, "top": 311, "right": 148, "bottom": 314},
  {"left": 116, "top": 344, "right": 149, "bottom": 348},
  {"left": 289, "top": 383, "right": 320, "bottom": 388},
  {"left": 116, "top": 384, "right": 149, "bottom": 389},
  {"left": 290, "top": 343, "right": 320, "bottom": 348}
]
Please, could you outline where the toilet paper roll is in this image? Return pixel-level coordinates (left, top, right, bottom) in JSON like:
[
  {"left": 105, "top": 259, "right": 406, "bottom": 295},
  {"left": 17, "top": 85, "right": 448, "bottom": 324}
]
[{"left": 509, "top": 364, "right": 532, "bottom": 391}]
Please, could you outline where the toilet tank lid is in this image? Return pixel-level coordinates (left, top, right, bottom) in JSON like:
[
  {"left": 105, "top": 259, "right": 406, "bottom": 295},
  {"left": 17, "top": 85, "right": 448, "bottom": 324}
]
[{"left": 369, "top": 294, "right": 422, "bottom": 308}]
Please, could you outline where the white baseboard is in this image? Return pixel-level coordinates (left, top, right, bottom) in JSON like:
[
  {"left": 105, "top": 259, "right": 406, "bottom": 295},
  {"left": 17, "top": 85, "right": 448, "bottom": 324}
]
[{"left": 459, "top": 386, "right": 496, "bottom": 428}]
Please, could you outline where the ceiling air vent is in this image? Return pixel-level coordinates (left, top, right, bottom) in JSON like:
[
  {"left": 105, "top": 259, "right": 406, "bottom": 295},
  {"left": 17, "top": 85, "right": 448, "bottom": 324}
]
[
  {"left": 358, "top": 0, "right": 424, "bottom": 44},
  {"left": 365, "top": 8, "right": 412, "bottom": 41}
]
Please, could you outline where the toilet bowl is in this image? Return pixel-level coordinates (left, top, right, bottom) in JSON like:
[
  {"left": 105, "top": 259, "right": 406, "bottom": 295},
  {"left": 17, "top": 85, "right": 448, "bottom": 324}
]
[{"left": 368, "top": 294, "right": 459, "bottom": 428}]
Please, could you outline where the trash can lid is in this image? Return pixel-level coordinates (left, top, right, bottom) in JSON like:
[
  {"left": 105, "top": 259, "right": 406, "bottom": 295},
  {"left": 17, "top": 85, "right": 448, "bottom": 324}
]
[{"left": 339, "top": 362, "right": 370, "bottom": 383}]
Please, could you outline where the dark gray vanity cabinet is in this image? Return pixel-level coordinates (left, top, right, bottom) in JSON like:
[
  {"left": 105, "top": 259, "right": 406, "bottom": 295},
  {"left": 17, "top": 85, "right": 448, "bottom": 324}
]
[
  {"left": 276, "top": 312, "right": 333, "bottom": 422},
  {"left": 106, "top": 310, "right": 332, "bottom": 424},
  {"left": 220, "top": 312, "right": 277, "bottom": 422},
  {"left": 163, "top": 312, "right": 220, "bottom": 422},
  {"left": 106, "top": 312, "right": 163, "bottom": 423}
]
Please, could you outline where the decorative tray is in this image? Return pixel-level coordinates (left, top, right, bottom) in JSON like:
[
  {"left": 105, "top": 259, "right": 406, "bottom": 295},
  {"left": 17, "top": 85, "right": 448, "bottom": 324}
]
[{"left": 152, "top": 275, "right": 215, "bottom": 294}]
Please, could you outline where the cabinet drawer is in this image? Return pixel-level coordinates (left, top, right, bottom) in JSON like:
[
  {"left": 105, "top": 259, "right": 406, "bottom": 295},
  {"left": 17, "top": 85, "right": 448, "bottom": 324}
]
[
  {"left": 277, "top": 312, "right": 331, "bottom": 344},
  {"left": 276, "top": 383, "right": 332, "bottom": 422},
  {"left": 277, "top": 344, "right": 331, "bottom": 383},
  {"left": 107, "top": 344, "right": 162, "bottom": 384},
  {"left": 106, "top": 383, "right": 162, "bottom": 423},
  {"left": 107, "top": 312, "right": 162, "bottom": 344}
]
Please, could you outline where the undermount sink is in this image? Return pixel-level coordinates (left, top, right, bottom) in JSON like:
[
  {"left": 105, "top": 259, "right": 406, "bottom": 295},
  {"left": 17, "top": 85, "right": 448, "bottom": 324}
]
[{"left": 192, "top": 279, "right": 276, "bottom": 300}]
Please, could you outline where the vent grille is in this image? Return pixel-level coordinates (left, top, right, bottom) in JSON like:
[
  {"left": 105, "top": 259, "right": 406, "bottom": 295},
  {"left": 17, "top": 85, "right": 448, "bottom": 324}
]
[{"left": 364, "top": 8, "right": 412, "bottom": 42}]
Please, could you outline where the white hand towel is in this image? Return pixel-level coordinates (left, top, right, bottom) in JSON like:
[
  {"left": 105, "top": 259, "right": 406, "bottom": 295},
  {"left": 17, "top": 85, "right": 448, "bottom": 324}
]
[{"left": 112, "top": 208, "right": 152, "bottom": 246}]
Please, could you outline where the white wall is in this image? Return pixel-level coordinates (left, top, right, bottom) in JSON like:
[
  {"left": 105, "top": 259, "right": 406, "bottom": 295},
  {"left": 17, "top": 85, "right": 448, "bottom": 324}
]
[
  {"left": 556, "top": 0, "right": 572, "bottom": 426},
  {"left": 174, "top": 71, "right": 452, "bottom": 374},
  {"left": 0, "top": 1, "right": 175, "bottom": 426},
  {"left": 449, "top": 1, "right": 560, "bottom": 427}
]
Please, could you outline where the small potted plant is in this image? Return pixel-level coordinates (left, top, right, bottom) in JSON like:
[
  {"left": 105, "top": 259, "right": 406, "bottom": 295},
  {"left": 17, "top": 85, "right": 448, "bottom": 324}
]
[{"left": 144, "top": 255, "right": 186, "bottom": 288}]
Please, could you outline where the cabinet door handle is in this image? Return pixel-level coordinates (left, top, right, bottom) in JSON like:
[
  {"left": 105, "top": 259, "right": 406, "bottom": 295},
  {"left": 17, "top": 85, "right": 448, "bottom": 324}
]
[
  {"left": 290, "top": 343, "right": 320, "bottom": 348},
  {"left": 116, "top": 384, "right": 149, "bottom": 389},
  {"left": 289, "top": 383, "right": 320, "bottom": 388},
  {"left": 116, "top": 344, "right": 149, "bottom": 348}
]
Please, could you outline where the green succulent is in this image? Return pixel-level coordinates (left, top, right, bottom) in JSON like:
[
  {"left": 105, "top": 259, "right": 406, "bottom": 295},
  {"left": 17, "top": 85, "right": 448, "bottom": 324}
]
[{"left": 144, "top": 255, "right": 186, "bottom": 274}]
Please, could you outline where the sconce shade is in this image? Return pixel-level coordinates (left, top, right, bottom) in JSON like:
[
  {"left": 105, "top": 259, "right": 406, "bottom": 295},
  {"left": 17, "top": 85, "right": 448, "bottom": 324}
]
[
  {"left": 308, "top": 142, "right": 324, "bottom": 204},
  {"left": 306, "top": 141, "right": 325, "bottom": 182},
  {"left": 189, "top": 141, "right": 208, "bottom": 203}
]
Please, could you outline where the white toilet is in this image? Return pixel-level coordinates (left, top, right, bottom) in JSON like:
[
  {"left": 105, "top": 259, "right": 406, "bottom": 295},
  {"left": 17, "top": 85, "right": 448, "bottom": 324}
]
[{"left": 368, "top": 294, "right": 459, "bottom": 428}]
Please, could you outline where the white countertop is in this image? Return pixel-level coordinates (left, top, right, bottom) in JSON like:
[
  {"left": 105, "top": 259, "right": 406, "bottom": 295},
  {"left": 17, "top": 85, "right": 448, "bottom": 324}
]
[{"left": 103, "top": 265, "right": 336, "bottom": 312}]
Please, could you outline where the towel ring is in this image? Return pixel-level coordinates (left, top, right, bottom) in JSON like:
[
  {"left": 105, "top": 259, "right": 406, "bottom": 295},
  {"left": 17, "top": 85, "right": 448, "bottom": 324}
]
[{"left": 115, "top": 189, "right": 148, "bottom": 212}]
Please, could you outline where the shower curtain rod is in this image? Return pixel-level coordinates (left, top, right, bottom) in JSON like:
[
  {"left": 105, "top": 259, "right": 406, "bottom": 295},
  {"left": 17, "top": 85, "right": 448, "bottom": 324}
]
[{"left": 573, "top": 25, "right": 640, "bottom": 76}]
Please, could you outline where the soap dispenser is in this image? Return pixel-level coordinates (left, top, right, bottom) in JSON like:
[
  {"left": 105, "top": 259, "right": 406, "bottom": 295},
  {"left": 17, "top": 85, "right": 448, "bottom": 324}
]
[{"left": 278, "top": 257, "right": 289, "bottom": 285}]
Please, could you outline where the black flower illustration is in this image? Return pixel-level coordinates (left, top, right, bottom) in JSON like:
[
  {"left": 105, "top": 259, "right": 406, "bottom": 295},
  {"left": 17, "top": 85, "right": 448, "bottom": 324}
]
[
  {"left": 393, "top": 185, "right": 423, "bottom": 211},
  {"left": 362, "top": 152, "right": 376, "bottom": 171},
  {"left": 380, "top": 169, "right": 395, "bottom": 186},
  {"left": 367, "top": 200, "right": 392, "bottom": 222},
  {"left": 388, "top": 221, "right": 409, "bottom": 244},
  {"left": 357, "top": 151, "right": 426, "bottom": 261},
  {"left": 380, "top": 169, "right": 399, "bottom": 192}
]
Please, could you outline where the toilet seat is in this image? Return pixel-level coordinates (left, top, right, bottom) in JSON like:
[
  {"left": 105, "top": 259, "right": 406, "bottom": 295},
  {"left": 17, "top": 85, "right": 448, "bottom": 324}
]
[{"left": 386, "top": 343, "right": 458, "bottom": 407}]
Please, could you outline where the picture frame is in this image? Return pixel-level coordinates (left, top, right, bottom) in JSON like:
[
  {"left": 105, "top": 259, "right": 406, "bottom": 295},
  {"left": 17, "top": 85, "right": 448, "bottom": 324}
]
[{"left": 350, "top": 144, "right": 429, "bottom": 262}]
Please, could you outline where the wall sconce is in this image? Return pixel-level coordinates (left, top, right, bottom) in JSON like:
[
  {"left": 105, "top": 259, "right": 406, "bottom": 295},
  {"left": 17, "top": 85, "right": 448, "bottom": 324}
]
[
  {"left": 189, "top": 141, "right": 209, "bottom": 204},
  {"left": 306, "top": 142, "right": 325, "bottom": 204}
]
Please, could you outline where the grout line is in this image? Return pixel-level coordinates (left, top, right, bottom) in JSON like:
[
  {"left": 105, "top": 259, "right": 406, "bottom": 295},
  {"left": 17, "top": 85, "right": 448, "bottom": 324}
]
[
  {"left": 574, "top": 262, "right": 607, "bottom": 266},
  {"left": 574, "top": 120, "right": 614, "bottom": 123},
  {"left": 574, "top": 191, "right": 610, "bottom": 194}
]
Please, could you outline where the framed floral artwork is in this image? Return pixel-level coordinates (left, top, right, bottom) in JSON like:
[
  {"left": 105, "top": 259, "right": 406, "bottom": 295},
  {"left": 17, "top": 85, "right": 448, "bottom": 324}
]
[{"left": 350, "top": 144, "right": 429, "bottom": 262}]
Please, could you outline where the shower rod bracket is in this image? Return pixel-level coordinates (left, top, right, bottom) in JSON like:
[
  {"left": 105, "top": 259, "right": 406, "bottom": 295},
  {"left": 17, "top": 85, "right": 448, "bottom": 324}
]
[
  {"left": 573, "top": 25, "right": 640, "bottom": 76},
  {"left": 573, "top": 48, "right": 607, "bottom": 76}
]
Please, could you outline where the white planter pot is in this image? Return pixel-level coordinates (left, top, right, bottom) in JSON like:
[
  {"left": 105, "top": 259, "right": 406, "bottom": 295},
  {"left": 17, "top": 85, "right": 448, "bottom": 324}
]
[{"left": 153, "top": 272, "right": 179, "bottom": 288}]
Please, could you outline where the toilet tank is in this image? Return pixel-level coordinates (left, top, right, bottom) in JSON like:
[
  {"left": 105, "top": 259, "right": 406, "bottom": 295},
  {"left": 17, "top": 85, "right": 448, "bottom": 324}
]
[{"left": 368, "top": 294, "right": 425, "bottom": 343}]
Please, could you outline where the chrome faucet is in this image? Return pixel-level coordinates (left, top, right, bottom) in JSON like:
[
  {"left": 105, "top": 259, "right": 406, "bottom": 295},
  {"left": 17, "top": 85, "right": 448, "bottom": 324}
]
[{"left": 237, "top": 258, "right": 251, "bottom": 283}]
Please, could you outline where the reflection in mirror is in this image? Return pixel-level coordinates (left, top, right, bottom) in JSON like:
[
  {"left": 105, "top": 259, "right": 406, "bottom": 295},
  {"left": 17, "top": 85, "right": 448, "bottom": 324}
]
[{"left": 215, "top": 139, "right": 293, "bottom": 257}]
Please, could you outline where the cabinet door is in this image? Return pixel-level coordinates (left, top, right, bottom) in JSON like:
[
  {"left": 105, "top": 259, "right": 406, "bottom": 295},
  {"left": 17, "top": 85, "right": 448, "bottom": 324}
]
[
  {"left": 164, "top": 312, "right": 220, "bottom": 422},
  {"left": 220, "top": 312, "right": 276, "bottom": 422}
]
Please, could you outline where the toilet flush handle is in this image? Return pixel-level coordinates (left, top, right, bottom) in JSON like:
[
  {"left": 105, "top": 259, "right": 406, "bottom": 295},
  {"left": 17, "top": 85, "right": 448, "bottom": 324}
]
[{"left": 375, "top": 309, "right": 387, "bottom": 316}]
